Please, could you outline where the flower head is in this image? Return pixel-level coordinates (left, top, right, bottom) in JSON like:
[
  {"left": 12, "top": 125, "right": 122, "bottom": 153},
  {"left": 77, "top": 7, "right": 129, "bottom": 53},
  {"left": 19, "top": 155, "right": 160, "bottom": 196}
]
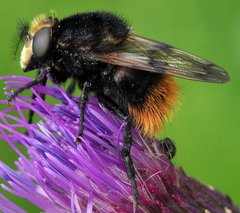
[{"left": 0, "top": 76, "right": 238, "bottom": 212}]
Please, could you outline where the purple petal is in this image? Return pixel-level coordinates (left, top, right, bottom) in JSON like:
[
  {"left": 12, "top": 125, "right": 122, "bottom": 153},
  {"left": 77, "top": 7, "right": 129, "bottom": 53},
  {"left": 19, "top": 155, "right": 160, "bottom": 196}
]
[{"left": 0, "top": 75, "right": 238, "bottom": 212}]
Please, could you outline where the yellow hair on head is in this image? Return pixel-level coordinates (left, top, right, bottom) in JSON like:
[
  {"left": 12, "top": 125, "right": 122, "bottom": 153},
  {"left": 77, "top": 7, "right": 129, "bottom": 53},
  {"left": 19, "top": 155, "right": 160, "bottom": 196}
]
[{"left": 29, "top": 14, "right": 57, "bottom": 35}]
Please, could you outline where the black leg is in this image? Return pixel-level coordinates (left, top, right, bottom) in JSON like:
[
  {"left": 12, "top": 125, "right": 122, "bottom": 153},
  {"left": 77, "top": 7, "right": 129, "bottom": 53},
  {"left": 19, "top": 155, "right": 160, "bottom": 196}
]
[
  {"left": 28, "top": 70, "right": 48, "bottom": 124},
  {"left": 77, "top": 81, "right": 91, "bottom": 139},
  {"left": 159, "top": 137, "right": 176, "bottom": 159},
  {"left": 66, "top": 79, "right": 76, "bottom": 95},
  {"left": 7, "top": 69, "right": 49, "bottom": 103},
  {"left": 98, "top": 95, "right": 139, "bottom": 205}
]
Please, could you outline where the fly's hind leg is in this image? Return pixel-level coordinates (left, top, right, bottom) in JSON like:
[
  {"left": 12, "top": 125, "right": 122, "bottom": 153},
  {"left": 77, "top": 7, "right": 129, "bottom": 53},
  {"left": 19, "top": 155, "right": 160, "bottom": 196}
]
[
  {"left": 159, "top": 137, "right": 176, "bottom": 160},
  {"left": 98, "top": 95, "right": 139, "bottom": 205}
]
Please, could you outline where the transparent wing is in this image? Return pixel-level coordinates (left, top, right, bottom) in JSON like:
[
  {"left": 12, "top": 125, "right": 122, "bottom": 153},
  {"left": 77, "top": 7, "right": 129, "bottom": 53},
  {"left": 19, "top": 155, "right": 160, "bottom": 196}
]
[{"left": 89, "top": 35, "right": 230, "bottom": 83}]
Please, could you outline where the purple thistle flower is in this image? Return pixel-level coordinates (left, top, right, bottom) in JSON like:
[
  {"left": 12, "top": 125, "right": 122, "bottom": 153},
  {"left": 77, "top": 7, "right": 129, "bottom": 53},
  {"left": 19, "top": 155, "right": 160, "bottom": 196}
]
[{"left": 0, "top": 75, "right": 238, "bottom": 212}]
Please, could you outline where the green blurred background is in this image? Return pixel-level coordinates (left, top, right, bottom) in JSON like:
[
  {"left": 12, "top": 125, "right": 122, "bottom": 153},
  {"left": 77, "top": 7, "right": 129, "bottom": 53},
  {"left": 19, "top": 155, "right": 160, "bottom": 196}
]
[{"left": 0, "top": 0, "right": 239, "bottom": 211}]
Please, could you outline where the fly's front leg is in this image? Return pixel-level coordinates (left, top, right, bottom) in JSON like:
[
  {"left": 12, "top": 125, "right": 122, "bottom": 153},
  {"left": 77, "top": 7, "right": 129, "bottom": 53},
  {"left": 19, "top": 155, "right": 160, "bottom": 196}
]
[
  {"left": 77, "top": 81, "right": 91, "bottom": 140},
  {"left": 98, "top": 95, "right": 139, "bottom": 205},
  {"left": 7, "top": 69, "right": 49, "bottom": 103}
]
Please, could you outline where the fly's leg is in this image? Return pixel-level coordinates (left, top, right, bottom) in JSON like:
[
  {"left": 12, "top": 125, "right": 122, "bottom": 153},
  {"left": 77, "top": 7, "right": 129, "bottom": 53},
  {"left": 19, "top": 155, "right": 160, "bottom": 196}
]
[
  {"left": 7, "top": 69, "right": 49, "bottom": 103},
  {"left": 98, "top": 95, "right": 139, "bottom": 205},
  {"left": 66, "top": 79, "right": 76, "bottom": 95},
  {"left": 159, "top": 137, "right": 176, "bottom": 160},
  {"left": 77, "top": 81, "right": 91, "bottom": 140}
]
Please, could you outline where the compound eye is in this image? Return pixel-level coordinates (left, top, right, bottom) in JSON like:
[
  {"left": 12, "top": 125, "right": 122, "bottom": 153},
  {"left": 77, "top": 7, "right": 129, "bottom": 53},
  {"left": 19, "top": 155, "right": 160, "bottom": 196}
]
[{"left": 33, "top": 27, "right": 52, "bottom": 63}]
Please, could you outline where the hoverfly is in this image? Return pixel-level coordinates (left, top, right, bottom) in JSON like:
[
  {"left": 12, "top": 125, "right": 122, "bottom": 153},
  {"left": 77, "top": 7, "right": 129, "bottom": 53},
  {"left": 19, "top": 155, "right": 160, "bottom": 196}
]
[{"left": 9, "top": 11, "right": 230, "bottom": 204}]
